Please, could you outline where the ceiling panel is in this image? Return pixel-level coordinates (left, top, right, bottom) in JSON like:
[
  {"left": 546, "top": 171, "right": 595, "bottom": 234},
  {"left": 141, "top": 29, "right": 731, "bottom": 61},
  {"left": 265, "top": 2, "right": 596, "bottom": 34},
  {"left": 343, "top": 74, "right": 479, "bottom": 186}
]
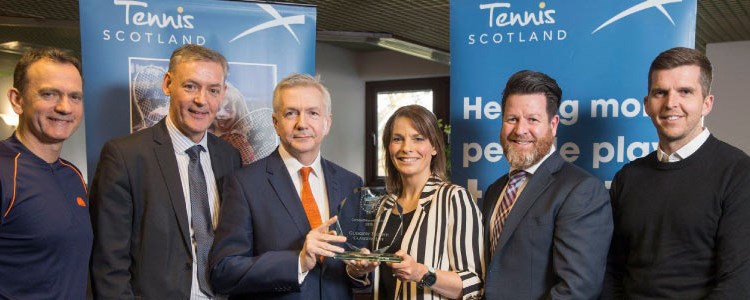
[{"left": 0, "top": 0, "right": 748, "bottom": 55}]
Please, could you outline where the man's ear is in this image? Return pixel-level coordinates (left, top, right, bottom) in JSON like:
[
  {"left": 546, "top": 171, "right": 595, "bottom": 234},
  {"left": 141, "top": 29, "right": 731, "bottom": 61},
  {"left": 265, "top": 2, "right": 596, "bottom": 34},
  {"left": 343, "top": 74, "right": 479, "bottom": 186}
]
[
  {"left": 8, "top": 88, "right": 24, "bottom": 115},
  {"left": 323, "top": 113, "right": 332, "bottom": 134},
  {"left": 550, "top": 115, "right": 560, "bottom": 137},
  {"left": 162, "top": 72, "right": 172, "bottom": 96},
  {"left": 702, "top": 94, "right": 714, "bottom": 117}
]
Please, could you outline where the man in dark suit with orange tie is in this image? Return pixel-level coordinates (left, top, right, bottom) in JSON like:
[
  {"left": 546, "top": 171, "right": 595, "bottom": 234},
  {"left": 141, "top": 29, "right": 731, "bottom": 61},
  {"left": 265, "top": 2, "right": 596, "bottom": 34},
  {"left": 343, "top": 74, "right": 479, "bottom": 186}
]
[
  {"left": 210, "top": 73, "right": 363, "bottom": 299},
  {"left": 481, "top": 70, "right": 613, "bottom": 299},
  {"left": 90, "top": 44, "right": 242, "bottom": 299}
]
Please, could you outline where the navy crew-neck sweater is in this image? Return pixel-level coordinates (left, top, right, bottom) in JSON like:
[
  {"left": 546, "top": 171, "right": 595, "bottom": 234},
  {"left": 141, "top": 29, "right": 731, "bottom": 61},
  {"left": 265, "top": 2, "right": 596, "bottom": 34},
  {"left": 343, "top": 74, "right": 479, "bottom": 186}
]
[{"left": 607, "top": 135, "right": 750, "bottom": 299}]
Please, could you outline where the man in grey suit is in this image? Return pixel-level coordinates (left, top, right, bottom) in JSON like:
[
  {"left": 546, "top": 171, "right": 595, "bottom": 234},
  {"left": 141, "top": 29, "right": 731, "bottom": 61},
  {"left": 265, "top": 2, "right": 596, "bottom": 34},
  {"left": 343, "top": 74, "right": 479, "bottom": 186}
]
[
  {"left": 209, "top": 74, "right": 363, "bottom": 299},
  {"left": 90, "top": 44, "right": 242, "bottom": 299},
  {"left": 481, "top": 70, "right": 613, "bottom": 299}
]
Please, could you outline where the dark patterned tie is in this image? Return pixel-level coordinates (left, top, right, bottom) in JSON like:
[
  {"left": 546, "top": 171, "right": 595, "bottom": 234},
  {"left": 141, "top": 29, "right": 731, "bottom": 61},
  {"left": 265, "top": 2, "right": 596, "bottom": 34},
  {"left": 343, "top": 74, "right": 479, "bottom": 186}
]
[
  {"left": 490, "top": 170, "right": 528, "bottom": 255},
  {"left": 185, "top": 145, "right": 213, "bottom": 297}
]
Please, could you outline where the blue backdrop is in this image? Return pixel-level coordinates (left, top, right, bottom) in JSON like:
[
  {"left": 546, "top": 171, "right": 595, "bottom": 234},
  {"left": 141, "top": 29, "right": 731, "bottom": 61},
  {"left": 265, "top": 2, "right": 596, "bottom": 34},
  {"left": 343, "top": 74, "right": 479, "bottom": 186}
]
[
  {"left": 450, "top": 0, "right": 697, "bottom": 200},
  {"left": 80, "top": 0, "right": 316, "bottom": 179}
]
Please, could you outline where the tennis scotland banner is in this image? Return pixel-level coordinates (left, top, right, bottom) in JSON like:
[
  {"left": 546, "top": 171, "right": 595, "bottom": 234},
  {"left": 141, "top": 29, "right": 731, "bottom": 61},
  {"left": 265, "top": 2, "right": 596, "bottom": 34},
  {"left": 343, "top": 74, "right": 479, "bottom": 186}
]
[
  {"left": 80, "top": 0, "right": 316, "bottom": 175},
  {"left": 450, "top": 0, "right": 697, "bottom": 200}
]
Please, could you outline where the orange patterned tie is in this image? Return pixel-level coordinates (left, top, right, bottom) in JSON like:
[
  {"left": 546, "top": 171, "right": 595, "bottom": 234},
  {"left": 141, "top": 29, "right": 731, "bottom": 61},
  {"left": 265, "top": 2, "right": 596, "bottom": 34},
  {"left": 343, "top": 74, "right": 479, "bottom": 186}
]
[{"left": 299, "top": 167, "right": 322, "bottom": 229}]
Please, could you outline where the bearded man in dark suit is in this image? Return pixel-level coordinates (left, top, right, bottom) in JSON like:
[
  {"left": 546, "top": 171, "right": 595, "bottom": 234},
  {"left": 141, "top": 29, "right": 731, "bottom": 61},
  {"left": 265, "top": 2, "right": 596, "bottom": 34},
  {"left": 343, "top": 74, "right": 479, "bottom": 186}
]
[{"left": 482, "top": 70, "right": 613, "bottom": 300}]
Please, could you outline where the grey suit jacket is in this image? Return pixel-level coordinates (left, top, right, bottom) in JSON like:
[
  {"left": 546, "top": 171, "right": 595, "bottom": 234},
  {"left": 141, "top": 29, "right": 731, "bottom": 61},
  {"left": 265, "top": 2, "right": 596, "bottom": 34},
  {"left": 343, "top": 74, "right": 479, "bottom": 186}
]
[
  {"left": 90, "top": 119, "right": 242, "bottom": 299},
  {"left": 481, "top": 152, "right": 612, "bottom": 300}
]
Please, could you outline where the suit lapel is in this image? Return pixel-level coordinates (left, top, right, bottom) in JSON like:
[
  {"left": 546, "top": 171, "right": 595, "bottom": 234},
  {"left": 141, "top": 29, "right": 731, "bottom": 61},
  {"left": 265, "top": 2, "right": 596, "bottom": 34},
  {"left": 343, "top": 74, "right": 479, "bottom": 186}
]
[
  {"left": 152, "top": 120, "right": 192, "bottom": 251},
  {"left": 321, "top": 159, "right": 343, "bottom": 218},
  {"left": 318, "top": 159, "right": 341, "bottom": 274},
  {"left": 207, "top": 135, "right": 223, "bottom": 182},
  {"left": 207, "top": 134, "right": 230, "bottom": 198},
  {"left": 483, "top": 175, "right": 508, "bottom": 249},
  {"left": 266, "top": 150, "right": 311, "bottom": 236},
  {"left": 495, "top": 153, "right": 563, "bottom": 253}
]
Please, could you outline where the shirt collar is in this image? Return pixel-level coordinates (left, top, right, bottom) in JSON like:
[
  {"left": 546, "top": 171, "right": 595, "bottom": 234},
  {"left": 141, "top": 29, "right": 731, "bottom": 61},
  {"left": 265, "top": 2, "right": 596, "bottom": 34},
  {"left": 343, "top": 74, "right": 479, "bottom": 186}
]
[
  {"left": 278, "top": 143, "right": 323, "bottom": 178},
  {"left": 510, "top": 144, "right": 556, "bottom": 175},
  {"left": 166, "top": 115, "right": 208, "bottom": 154},
  {"left": 657, "top": 128, "right": 710, "bottom": 162},
  {"left": 7, "top": 132, "right": 30, "bottom": 154},
  {"left": 6, "top": 132, "right": 63, "bottom": 167}
]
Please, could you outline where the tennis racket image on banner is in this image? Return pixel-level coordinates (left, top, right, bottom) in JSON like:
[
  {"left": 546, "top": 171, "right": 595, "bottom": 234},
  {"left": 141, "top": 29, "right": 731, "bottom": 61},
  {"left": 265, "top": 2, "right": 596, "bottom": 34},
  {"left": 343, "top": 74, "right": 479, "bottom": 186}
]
[
  {"left": 244, "top": 107, "right": 278, "bottom": 162},
  {"left": 210, "top": 82, "right": 278, "bottom": 164},
  {"left": 214, "top": 82, "right": 263, "bottom": 164},
  {"left": 131, "top": 64, "right": 169, "bottom": 132}
]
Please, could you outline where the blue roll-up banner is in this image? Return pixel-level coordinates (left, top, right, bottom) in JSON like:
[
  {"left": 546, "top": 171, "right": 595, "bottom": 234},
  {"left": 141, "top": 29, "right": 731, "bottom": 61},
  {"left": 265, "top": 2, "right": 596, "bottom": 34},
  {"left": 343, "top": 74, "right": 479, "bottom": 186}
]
[
  {"left": 80, "top": 0, "right": 316, "bottom": 178},
  {"left": 450, "top": 1, "right": 697, "bottom": 200}
]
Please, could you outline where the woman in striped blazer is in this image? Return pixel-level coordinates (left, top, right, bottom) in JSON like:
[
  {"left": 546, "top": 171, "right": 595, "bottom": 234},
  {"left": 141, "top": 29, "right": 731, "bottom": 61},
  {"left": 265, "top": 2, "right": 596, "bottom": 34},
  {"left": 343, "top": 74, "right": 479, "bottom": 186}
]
[{"left": 347, "top": 105, "right": 485, "bottom": 300}]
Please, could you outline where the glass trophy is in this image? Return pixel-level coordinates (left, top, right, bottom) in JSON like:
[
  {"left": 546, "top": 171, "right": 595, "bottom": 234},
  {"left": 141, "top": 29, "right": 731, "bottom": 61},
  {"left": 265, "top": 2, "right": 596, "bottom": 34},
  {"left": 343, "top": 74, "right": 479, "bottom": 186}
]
[{"left": 333, "top": 187, "right": 404, "bottom": 262}]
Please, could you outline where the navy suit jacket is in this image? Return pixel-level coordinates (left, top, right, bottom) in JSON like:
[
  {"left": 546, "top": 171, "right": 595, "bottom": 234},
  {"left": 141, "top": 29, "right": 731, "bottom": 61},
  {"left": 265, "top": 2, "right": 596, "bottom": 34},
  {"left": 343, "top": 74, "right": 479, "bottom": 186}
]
[
  {"left": 481, "top": 153, "right": 612, "bottom": 300},
  {"left": 209, "top": 149, "right": 363, "bottom": 300},
  {"left": 90, "top": 119, "right": 242, "bottom": 299}
]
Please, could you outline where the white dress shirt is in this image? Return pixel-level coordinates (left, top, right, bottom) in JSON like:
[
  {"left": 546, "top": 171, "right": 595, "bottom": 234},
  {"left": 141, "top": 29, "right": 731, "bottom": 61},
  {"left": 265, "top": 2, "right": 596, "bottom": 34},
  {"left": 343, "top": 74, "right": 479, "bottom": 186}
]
[
  {"left": 166, "top": 117, "right": 223, "bottom": 300},
  {"left": 278, "top": 144, "right": 330, "bottom": 284},
  {"left": 657, "top": 128, "right": 710, "bottom": 162}
]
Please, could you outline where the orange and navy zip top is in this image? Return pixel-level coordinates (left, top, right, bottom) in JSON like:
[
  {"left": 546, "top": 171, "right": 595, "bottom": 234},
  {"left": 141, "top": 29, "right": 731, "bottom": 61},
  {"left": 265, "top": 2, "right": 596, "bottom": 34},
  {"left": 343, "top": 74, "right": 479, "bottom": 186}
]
[{"left": 0, "top": 134, "right": 92, "bottom": 300}]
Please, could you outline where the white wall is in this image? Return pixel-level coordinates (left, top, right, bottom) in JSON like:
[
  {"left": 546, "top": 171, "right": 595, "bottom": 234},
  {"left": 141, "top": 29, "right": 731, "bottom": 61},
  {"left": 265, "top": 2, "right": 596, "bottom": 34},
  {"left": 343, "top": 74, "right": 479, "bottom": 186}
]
[
  {"left": 1, "top": 54, "right": 21, "bottom": 139},
  {"left": 316, "top": 43, "right": 365, "bottom": 177},
  {"left": 316, "top": 42, "right": 449, "bottom": 178},
  {"left": 706, "top": 41, "right": 750, "bottom": 154},
  {"left": 358, "top": 50, "right": 450, "bottom": 81}
]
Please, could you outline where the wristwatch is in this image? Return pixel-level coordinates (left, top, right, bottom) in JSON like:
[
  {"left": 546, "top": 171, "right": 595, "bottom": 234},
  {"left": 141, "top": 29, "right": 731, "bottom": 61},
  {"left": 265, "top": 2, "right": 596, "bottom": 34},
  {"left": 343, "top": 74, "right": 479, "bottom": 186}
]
[{"left": 418, "top": 265, "right": 437, "bottom": 288}]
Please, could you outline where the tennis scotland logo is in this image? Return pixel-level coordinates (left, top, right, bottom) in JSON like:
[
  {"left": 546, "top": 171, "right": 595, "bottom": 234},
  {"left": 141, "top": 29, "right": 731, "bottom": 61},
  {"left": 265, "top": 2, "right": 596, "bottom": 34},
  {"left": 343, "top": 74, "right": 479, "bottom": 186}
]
[
  {"left": 592, "top": 0, "right": 683, "bottom": 34},
  {"left": 103, "top": 0, "right": 205, "bottom": 45},
  {"left": 467, "top": 1, "right": 567, "bottom": 46},
  {"left": 230, "top": 4, "right": 306, "bottom": 44}
]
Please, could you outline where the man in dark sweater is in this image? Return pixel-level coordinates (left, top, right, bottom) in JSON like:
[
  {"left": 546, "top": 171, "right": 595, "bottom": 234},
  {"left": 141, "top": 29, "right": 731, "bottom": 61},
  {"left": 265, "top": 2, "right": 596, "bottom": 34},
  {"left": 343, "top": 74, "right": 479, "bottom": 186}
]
[{"left": 603, "top": 47, "right": 750, "bottom": 299}]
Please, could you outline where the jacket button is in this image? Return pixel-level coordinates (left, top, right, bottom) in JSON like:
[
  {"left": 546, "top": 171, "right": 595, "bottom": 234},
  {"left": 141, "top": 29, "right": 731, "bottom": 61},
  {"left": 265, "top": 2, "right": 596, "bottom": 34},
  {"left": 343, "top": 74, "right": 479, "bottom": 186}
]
[{"left": 186, "top": 262, "right": 192, "bottom": 269}]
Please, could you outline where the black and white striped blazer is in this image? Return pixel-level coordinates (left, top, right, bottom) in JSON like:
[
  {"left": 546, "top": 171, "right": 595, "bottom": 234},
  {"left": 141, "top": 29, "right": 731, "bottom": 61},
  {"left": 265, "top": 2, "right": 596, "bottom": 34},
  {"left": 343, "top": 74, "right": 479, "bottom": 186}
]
[{"left": 373, "top": 176, "right": 485, "bottom": 300}]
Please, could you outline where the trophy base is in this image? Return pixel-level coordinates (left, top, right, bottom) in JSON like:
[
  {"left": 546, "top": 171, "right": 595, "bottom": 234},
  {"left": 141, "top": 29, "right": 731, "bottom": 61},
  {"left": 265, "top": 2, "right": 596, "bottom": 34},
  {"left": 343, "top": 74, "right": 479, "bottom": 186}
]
[{"left": 334, "top": 252, "right": 403, "bottom": 262}]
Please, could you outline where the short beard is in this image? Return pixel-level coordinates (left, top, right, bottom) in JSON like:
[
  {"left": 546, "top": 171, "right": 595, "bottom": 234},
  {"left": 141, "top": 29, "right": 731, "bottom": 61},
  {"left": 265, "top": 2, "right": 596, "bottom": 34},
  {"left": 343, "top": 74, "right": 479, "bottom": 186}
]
[{"left": 502, "top": 133, "right": 554, "bottom": 170}]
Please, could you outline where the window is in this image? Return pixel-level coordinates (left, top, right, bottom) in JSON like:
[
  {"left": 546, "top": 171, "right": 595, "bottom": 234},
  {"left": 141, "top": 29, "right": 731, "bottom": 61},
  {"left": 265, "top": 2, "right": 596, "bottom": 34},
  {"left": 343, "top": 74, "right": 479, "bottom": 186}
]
[{"left": 365, "top": 77, "right": 449, "bottom": 186}]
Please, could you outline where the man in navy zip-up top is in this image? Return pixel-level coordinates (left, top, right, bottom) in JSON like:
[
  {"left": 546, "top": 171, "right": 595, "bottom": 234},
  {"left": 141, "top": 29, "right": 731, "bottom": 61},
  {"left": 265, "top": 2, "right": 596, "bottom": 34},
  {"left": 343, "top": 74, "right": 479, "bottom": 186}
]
[{"left": 0, "top": 48, "right": 90, "bottom": 299}]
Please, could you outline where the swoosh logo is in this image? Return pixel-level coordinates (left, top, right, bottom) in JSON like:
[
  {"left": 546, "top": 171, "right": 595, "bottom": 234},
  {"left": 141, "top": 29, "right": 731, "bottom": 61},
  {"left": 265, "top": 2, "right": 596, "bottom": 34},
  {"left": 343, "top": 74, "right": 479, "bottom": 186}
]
[
  {"left": 592, "top": 0, "right": 682, "bottom": 34},
  {"left": 230, "top": 4, "right": 306, "bottom": 44}
]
